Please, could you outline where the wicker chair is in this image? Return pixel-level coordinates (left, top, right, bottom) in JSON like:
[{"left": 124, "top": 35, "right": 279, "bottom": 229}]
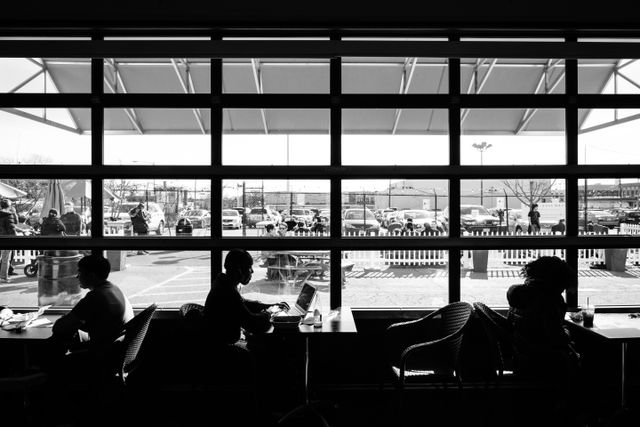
[
  {"left": 114, "top": 303, "right": 158, "bottom": 386},
  {"left": 0, "top": 371, "right": 48, "bottom": 425},
  {"left": 179, "top": 303, "right": 204, "bottom": 318},
  {"left": 385, "top": 302, "right": 474, "bottom": 388},
  {"left": 472, "top": 302, "right": 517, "bottom": 379}
]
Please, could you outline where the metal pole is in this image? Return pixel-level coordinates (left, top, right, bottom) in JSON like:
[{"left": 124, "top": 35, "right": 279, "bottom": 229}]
[
  {"left": 480, "top": 151, "right": 484, "bottom": 205},
  {"left": 242, "top": 181, "right": 246, "bottom": 237}
]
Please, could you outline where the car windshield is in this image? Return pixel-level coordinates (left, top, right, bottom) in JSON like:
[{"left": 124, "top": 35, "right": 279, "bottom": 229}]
[
  {"left": 251, "top": 208, "right": 267, "bottom": 214},
  {"left": 222, "top": 210, "right": 239, "bottom": 216},
  {"left": 403, "top": 211, "right": 429, "bottom": 219},
  {"left": 345, "top": 210, "right": 375, "bottom": 220},
  {"left": 185, "top": 210, "right": 204, "bottom": 216},
  {"left": 460, "top": 206, "right": 490, "bottom": 216}
]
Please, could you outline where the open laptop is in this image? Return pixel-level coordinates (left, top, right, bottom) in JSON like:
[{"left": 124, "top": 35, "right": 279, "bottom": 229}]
[{"left": 274, "top": 283, "right": 317, "bottom": 317}]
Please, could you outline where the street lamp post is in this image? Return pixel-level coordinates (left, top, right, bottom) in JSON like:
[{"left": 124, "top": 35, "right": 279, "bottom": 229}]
[{"left": 472, "top": 141, "right": 492, "bottom": 206}]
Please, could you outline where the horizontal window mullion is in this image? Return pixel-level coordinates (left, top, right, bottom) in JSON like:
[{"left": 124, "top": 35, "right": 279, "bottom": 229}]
[
  {"left": 2, "top": 165, "right": 640, "bottom": 179},
  {"left": 340, "top": 94, "right": 451, "bottom": 109},
  {"left": 5, "top": 40, "right": 640, "bottom": 59},
  {"left": 459, "top": 94, "right": 567, "bottom": 108},
  {"left": 577, "top": 94, "right": 640, "bottom": 108},
  {"left": 0, "top": 93, "right": 92, "bottom": 108},
  {"left": 0, "top": 236, "right": 638, "bottom": 251}
]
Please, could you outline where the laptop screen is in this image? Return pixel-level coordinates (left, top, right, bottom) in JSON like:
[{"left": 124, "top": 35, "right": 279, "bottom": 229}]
[{"left": 295, "top": 283, "right": 317, "bottom": 312}]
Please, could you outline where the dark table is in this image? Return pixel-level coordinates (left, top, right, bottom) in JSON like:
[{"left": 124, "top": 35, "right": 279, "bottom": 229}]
[
  {"left": 565, "top": 312, "right": 640, "bottom": 413},
  {"left": 267, "top": 307, "right": 357, "bottom": 425},
  {"left": 0, "top": 313, "right": 60, "bottom": 368}
]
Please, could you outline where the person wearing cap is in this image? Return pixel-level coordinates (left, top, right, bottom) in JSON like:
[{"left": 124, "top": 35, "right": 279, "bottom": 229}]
[
  {"left": 40, "top": 208, "right": 66, "bottom": 236},
  {"left": 204, "top": 249, "right": 289, "bottom": 348},
  {"left": 61, "top": 202, "right": 83, "bottom": 236}
]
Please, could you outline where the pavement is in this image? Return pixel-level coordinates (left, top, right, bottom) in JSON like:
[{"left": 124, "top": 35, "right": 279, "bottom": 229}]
[{"left": 2, "top": 249, "right": 640, "bottom": 309}]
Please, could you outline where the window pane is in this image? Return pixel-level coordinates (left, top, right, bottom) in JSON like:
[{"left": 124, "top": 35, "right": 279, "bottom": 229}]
[
  {"left": 0, "top": 58, "right": 91, "bottom": 93},
  {"left": 104, "top": 58, "right": 210, "bottom": 94},
  {"left": 578, "top": 109, "right": 640, "bottom": 164},
  {"left": 461, "top": 58, "right": 565, "bottom": 94},
  {"left": 223, "top": 109, "right": 329, "bottom": 165},
  {"left": 578, "top": 39, "right": 640, "bottom": 94},
  {"left": 342, "top": 180, "right": 448, "bottom": 237},
  {"left": 578, "top": 248, "right": 640, "bottom": 306},
  {"left": 342, "top": 57, "right": 448, "bottom": 94},
  {"left": 342, "top": 109, "right": 448, "bottom": 165},
  {"left": 0, "top": 249, "right": 207, "bottom": 308},
  {"left": 0, "top": 179, "right": 91, "bottom": 237},
  {"left": 459, "top": 179, "right": 566, "bottom": 235},
  {"left": 579, "top": 178, "right": 640, "bottom": 234},
  {"left": 104, "top": 108, "right": 211, "bottom": 165},
  {"left": 223, "top": 58, "right": 329, "bottom": 93},
  {"left": 342, "top": 250, "right": 448, "bottom": 307},
  {"left": 123, "top": 250, "right": 211, "bottom": 309},
  {"left": 222, "top": 180, "right": 330, "bottom": 237},
  {"left": 461, "top": 109, "right": 565, "bottom": 165},
  {"left": 103, "top": 179, "right": 210, "bottom": 237},
  {"left": 236, "top": 250, "right": 330, "bottom": 309},
  {"left": 461, "top": 248, "right": 566, "bottom": 306},
  {"left": 0, "top": 108, "right": 91, "bottom": 164}
]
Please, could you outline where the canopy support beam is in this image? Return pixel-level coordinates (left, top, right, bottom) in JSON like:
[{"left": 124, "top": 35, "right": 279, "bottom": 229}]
[
  {"left": 103, "top": 59, "right": 144, "bottom": 134},
  {"left": 251, "top": 58, "right": 269, "bottom": 134},
  {"left": 460, "top": 58, "right": 497, "bottom": 125},
  {"left": 0, "top": 107, "right": 81, "bottom": 134},
  {"left": 392, "top": 57, "right": 418, "bottom": 135},
  {"left": 171, "top": 58, "right": 206, "bottom": 135}
]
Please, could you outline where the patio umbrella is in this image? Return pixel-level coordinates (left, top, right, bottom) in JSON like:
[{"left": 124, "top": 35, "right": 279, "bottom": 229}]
[
  {"left": 40, "top": 179, "right": 66, "bottom": 220},
  {"left": 0, "top": 181, "right": 27, "bottom": 200},
  {"left": 59, "top": 179, "right": 119, "bottom": 214}
]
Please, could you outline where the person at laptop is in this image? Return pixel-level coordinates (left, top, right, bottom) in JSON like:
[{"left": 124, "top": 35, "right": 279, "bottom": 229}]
[{"left": 204, "top": 248, "right": 289, "bottom": 348}]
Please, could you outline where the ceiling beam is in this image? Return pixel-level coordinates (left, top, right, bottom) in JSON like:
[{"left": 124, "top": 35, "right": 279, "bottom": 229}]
[
  {"left": 0, "top": 107, "right": 81, "bottom": 134},
  {"left": 8, "top": 68, "right": 44, "bottom": 93},
  {"left": 41, "top": 58, "right": 81, "bottom": 132}
]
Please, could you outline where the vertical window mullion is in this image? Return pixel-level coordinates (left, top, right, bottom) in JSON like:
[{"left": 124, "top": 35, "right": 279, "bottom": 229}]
[
  {"left": 448, "top": 40, "right": 461, "bottom": 303},
  {"left": 90, "top": 36, "right": 104, "bottom": 241},
  {"left": 565, "top": 37, "right": 579, "bottom": 309},
  {"left": 211, "top": 35, "right": 223, "bottom": 275},
  {"left": 329, "top": 40, "right": 342, "bottom": 310}
]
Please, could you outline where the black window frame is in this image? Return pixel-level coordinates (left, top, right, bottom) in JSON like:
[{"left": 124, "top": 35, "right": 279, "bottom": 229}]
[{"left": 2, "top": 35, "right": 640, "bottom": 310}]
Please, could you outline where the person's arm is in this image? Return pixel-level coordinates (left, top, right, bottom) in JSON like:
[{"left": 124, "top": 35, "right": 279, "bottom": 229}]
[
  {"left": 243, "top": 297, "right": 271, "bottom": 313},
  {"left": 52, "top": 311, "right": 84, "bottom": 339},
  {"left": 237, "top": 296, "right": 271, "bottom": 334}
]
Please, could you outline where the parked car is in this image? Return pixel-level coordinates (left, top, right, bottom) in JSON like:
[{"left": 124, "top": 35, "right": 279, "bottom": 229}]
[
  {"left": 246, "top": 207, "right": 280, "bottom": 228},
  {"left": 397, "top": 209, "right": 445, "bottom": 233},
  {"left": 621, "top": 209, "right": 640, "bottom": 225},
  {"left": 221, "top": 209, "right": 242, "bottom": 229},
  {"left": 179, "top": 209, "right": 211, "bottom": 229},
  {"left": 284, "top": 208, "right": 314, "bottom": 226},
  {"left": 591, "top": 210, "right": 619, "bottom": 229},
  {"left": 381, "top": 210, "right": 401, "bottom": 228},
  {"left": 443, "top": 205, "right": 501, "bottom": 233},
  {"left": 342, "top": 208, "right": 380, "bottom": 234},
  {"left": 104, "top": 201, "right": 166, "bottom": 235}
]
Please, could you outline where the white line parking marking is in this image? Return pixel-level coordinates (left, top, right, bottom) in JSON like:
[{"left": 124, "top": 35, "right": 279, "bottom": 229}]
[
  {"left": 132, "top": 290, "right": 209, "bottom": 297},
  {"left": 128, "top": 266, "right": 197, "bottom": 298},
  {"left": 158, "top": 283, "right": 211, "bottom": 289}
]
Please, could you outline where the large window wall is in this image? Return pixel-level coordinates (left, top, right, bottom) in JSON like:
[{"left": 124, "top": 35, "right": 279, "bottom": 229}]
[{"left": 1, "top": 36, "right": 640, "bottom": 310}]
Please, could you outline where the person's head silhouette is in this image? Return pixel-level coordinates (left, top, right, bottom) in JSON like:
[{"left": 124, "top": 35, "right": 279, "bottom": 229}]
[
  {"left": 77, "top": 254, "right": 111, "bottom": 290},
  {"left": 224, "top": 249, "right": 254, "bottom": 286}
]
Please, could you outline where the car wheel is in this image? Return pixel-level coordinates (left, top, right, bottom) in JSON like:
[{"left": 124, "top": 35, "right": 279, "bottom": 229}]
[{"left": 156, "top": 221, "right": 165, "bottom": 235}]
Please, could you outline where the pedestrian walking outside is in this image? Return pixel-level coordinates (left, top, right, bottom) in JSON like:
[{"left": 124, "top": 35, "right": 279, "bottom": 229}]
[
  {"left": 528, "top": 203, "right": 541, "bottom": 234},
  {"left": 0, "top": 199, "right": 17, "bottom": 283},
  {"left": 129, "top": 202, "right": 151, "bottom": 254}
]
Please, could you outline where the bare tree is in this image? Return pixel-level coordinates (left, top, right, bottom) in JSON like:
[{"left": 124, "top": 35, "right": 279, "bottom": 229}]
[
  {"left": 104, "top": 179, "right": 140, "bottom": 218},
  {"left": 502, "top": 179, "right": 558, "bottom": 207}
]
